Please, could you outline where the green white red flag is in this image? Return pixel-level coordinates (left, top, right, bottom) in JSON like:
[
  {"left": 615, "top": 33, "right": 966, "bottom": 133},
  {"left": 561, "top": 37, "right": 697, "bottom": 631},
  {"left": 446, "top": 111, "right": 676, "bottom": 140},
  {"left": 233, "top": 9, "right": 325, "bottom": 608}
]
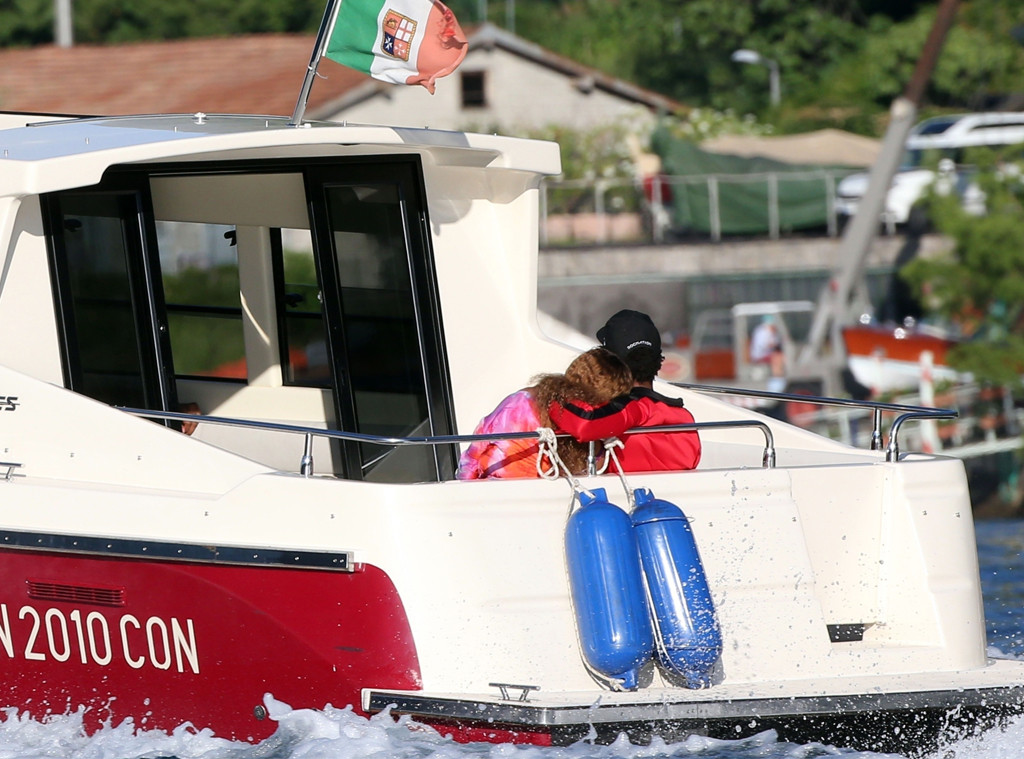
[{"left": 324, "top": 0, "right": 467, "bottom": 94}]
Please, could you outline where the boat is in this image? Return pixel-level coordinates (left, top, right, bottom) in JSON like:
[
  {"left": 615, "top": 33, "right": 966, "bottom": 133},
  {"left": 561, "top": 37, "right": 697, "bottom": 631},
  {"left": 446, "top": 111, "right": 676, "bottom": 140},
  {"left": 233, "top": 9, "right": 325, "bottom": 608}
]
[
  {"left": 842, "top": 317, "right": 963, "bottom": 394},
  {"left": 1, "top": 108, "right": 1023, "bottom": 755}
]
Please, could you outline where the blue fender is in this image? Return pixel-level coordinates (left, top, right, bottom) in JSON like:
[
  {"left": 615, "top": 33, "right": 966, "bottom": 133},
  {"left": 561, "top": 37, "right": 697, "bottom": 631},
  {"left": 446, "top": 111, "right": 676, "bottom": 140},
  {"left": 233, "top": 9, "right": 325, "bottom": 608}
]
[
  {"left": 631, "top": 487, "right": 722, "bottom": 688},
  {"left": 565, "top": 488, "right": 653, "bottom": 690}
]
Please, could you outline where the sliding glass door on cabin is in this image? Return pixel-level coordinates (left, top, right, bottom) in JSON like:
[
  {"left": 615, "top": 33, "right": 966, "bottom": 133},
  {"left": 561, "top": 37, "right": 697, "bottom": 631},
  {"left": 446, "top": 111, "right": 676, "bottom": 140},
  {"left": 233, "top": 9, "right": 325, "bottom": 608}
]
[{"left": 303, "top": 160, "right": 455, "bottom": 482}]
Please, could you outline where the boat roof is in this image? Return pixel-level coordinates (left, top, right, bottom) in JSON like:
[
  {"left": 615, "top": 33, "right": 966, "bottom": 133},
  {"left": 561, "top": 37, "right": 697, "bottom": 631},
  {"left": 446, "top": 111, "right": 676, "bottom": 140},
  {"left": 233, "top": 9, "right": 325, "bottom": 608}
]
[{"left": 0, "top": 113, "right": 561, "bottom": 195}]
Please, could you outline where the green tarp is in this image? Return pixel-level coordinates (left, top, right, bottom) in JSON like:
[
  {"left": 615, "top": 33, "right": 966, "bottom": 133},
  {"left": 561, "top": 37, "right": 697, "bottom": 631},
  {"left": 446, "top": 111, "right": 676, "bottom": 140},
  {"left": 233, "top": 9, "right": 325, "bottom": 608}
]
[{"left": 650, "top": 126, "right": 855, "bottom": 236}]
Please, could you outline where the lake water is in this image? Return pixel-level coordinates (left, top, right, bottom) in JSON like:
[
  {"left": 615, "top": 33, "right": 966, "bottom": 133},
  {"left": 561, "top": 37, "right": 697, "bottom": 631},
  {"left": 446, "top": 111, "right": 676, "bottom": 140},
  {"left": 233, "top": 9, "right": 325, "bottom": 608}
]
[{"left": 2, "top": 519, "right": 1023, "bottom": 759}]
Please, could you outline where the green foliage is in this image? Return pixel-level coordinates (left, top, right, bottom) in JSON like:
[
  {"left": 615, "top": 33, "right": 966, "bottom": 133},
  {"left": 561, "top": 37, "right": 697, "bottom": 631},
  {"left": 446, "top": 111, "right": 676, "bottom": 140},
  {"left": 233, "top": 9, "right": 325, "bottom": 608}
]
[
  {"left": 524, "top": 118, "right": 639, "bottom": 180},
  {"left": 660, "top": 109, "right": 774, "bottom": 142},
  {"left": 163, "top": 263, "right": 240, "bottom": 307},
  {"left": 283, "top": 250, "right": 318, "bottom": 282},
  {"left": 0, "top": 0, "right": 323, "bottom": 45},
  {"left": 162, "top": 263, "right": 244, "bottom": 375},
  {"left": 516, "top": 0, "right": 1024, "bottom": 136},
  {"left": 823, "top": 7, "right": 1024, "bottom": 117},
  {"left": 0, "top": 0, "right": 52, "bottom": 46},
  {"left": 901, "top": 146, "right": 1024, "bottom": 388}
]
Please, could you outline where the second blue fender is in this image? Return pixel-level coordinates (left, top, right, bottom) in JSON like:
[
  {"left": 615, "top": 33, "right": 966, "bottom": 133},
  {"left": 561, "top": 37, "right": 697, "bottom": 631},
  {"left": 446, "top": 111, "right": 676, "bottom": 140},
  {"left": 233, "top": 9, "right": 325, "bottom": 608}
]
[{"left": 631, "top": 487, "right": 722, "bottom": 688}]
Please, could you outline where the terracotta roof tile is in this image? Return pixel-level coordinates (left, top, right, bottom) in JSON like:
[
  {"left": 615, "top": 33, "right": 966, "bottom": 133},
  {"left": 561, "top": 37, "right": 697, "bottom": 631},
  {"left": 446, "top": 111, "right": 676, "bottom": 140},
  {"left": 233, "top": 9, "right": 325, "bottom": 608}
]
[{"left": 0, "top": 35, "right": 368, "bottom": 117}]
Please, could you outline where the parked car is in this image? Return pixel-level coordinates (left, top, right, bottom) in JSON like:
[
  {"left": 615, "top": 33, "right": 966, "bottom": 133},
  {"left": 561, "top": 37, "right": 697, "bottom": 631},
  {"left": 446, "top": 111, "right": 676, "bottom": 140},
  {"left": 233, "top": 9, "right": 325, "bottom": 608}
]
[{"left": 835, "top": 112, "right": 1024, "bottom": 231}]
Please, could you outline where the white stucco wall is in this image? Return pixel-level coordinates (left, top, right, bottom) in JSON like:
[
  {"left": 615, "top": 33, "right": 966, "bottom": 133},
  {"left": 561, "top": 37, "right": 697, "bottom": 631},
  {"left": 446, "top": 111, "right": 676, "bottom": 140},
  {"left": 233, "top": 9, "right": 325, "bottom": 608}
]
[{"left": 326, "top": 45, "right": 659, "bottom": 134}]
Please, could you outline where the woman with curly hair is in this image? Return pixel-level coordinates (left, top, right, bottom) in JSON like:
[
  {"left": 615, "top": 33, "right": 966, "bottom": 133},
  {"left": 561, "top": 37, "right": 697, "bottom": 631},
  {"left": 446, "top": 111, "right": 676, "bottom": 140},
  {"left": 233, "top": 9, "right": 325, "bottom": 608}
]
[{"left": 457, "top": 347, "right": 633, "bottom": 479}]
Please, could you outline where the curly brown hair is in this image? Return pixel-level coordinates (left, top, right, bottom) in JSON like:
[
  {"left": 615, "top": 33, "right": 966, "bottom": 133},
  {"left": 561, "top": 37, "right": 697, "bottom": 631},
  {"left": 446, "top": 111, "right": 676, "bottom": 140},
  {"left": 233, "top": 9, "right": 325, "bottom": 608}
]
[{"left": 530, "top": 348, "right": 633, "bottom": 474}]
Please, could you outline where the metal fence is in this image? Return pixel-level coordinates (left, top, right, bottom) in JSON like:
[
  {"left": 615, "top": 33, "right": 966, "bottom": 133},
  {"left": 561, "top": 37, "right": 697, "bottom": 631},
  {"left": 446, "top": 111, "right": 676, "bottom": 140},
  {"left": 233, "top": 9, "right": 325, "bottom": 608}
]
[{"left": 541, "top": 170, "right": 856, "bottom": 246}]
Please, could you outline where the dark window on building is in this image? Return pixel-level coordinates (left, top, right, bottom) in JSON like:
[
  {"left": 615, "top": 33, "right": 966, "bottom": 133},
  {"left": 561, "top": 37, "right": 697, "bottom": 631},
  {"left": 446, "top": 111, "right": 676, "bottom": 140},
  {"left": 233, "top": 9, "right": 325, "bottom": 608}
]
[{"left": 461, "top": 71, "right": 486, "bottom": 108}]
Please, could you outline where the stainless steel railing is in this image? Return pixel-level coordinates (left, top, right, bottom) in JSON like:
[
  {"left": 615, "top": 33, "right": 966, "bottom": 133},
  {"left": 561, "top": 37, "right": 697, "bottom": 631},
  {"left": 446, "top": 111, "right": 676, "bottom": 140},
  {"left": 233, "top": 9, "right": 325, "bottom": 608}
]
[
  {"left": 669, "top": 382, "right": 957, "bottom": 461},
  {"left": 121, "top": 384, "right": 952, "bottom": 478},
  {"left": 118, "top": 407, "right": 775, "bottom": 478}
]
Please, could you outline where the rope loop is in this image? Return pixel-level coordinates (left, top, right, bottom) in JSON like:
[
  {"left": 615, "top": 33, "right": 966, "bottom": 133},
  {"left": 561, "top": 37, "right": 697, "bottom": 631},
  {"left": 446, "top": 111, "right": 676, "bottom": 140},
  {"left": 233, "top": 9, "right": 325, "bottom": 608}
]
[
  {"left": 602, "top": 437, "right": 635, "bottom": 510},
  {"left": 536, "top": 428, "right": 594, "bottom": 513},
  {"left": 535, "top": 427, "right": 562, "bottom": 480}
]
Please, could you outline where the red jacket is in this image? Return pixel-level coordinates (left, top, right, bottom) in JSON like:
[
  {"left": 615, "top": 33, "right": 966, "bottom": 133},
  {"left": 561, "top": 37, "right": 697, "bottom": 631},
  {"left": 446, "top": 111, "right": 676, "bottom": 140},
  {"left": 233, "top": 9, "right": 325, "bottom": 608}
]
[{"left": 549, "top": 387, "right": 701, "bottom": 472}]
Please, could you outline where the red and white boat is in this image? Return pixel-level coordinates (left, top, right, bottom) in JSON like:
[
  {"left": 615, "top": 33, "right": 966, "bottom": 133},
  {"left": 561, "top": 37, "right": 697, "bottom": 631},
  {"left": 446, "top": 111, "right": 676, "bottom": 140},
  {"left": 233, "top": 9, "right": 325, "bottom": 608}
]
[
  {"left": 842, "top": 319, "right": 964, "bottom": 394},
  {"left": 0, "top": 109, "right": 1022, "bottom": 754}
]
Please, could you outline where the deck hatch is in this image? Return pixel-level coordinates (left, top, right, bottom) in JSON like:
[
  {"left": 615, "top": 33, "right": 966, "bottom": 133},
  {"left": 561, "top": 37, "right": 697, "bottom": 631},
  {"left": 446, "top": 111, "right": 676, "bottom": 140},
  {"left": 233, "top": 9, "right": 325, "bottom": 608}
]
[{"left": 27, "top": 579, "right": 126, "bottom": 607}]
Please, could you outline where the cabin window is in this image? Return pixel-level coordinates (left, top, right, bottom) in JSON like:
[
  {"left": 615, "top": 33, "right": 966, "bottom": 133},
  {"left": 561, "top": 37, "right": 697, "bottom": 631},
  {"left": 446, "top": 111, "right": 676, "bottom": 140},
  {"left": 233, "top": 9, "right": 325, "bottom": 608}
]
[
  {"left": 157, "top": 221, "right": 246, "bottom": 380},
  {"left": 277, "top": 228, "right": 330, "bottom": 387},
  {"left": 324, "top": 182, "right": 432, "bottom": 475},
  {"left": 44, "top": 188, "right": 176, "bottom": 414}
]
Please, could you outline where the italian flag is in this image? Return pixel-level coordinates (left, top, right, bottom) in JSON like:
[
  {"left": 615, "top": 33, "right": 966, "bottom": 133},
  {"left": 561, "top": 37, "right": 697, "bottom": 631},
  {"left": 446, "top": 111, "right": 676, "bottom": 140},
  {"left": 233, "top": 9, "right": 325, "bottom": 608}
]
[{"left": 324, "top": 0, "right": 467, "bottom": 94}]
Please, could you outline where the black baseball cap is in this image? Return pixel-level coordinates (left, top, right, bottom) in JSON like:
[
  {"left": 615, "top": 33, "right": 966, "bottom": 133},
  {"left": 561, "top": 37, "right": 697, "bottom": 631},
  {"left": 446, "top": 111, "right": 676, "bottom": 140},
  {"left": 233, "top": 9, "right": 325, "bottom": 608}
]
[{"left": 596, "top": 309, "right": 662, "bottom": 360}]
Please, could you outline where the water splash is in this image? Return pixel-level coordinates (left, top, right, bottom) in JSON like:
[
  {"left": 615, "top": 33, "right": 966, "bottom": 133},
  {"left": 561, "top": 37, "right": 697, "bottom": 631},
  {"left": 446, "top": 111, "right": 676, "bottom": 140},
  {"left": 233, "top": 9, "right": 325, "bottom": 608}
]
[{"left": 0, "top": 699, "right": 904, "bottom": 759}]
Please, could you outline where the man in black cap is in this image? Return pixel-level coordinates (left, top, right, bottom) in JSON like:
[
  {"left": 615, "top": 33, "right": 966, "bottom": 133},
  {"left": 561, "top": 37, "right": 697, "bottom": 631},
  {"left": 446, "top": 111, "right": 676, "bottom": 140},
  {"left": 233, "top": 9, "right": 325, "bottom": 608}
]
[
  {"left": 595, "top": 309, "right": 664, "bottom": 387},
  {"left": 549, "top": 309, "right": 701, "bottom": 472}
]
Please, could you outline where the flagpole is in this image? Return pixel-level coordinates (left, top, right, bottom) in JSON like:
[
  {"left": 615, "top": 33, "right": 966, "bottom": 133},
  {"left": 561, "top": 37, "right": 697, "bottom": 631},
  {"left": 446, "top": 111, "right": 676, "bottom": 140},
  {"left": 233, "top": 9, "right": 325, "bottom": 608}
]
[{"left": 289, "top": 0, "right": 343, "bottom": 126}]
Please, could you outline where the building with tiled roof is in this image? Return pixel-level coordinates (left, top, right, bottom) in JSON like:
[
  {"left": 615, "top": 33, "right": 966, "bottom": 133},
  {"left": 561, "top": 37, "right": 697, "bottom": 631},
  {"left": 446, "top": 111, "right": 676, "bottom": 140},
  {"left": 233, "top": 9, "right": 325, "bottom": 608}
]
[
  {"left": 0, "top": 34, "right": 363, "bottom": 117},
  {"left": 0, "top": 24, "right": 684, "bottom": 132}
]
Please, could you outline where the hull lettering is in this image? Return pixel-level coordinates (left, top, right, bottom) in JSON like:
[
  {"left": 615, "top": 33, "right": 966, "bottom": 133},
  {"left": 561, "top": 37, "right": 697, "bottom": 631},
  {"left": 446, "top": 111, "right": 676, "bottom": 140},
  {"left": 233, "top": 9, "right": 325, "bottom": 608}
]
[{"left": 2, "top": 604, "right": 198, "bottom": 673}]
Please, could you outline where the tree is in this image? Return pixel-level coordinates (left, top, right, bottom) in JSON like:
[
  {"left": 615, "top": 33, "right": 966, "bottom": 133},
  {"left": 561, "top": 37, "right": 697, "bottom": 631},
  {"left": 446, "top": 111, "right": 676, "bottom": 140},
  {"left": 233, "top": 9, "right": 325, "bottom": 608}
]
[
  {"left": 901, "top": 146, "right": 1024, "bottom": 388},
  {"left": 0, "top": 0, "right": 52, "bottom": 46},
  {"left": 0, "top": 0, "right": 323, "bottom": 45}
]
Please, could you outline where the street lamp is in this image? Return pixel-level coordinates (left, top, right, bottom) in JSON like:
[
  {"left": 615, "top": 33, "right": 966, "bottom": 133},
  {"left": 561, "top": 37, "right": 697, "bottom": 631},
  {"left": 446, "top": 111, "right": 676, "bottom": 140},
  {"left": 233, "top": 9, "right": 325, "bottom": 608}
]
[{"left": 731, "top": 49, "right": 780, "bottom": 107}]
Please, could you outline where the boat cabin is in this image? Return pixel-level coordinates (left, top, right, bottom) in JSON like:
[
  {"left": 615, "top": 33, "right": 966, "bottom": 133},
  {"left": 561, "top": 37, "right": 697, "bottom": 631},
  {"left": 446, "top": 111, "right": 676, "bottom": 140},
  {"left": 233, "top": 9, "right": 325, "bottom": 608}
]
[{"left": 1, "top": 113, "right": 577, "bottom": 483}]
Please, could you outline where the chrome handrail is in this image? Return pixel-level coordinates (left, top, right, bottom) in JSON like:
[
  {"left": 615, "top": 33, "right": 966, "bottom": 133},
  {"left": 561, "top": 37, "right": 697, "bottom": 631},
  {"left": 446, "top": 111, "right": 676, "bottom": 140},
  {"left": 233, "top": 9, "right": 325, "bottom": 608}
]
[
  {"left": 886, "top": 410, "right": 958, "bottom": 461},
  {"left": 118, "top": 407, "right": 774, "bottom": 476},
  {"left": 0, "top": 461, "right": 22, "bottom": 481},
  {"left": 122, "top": 385, "right": 951, "bottom": 476},
  {"left": 670, "top": 381, "right": 957, "bottom": 455},
  {"left": 592, "top": 420, "right": 776, "bottom": 470}
]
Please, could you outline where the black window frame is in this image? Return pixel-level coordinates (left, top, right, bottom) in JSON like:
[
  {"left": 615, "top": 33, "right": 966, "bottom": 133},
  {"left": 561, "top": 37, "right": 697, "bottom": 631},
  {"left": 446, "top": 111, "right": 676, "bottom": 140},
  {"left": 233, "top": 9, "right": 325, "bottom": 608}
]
[
  {"left": 303, "top": 158, "right": 456, "bottom": 481},
  {"left": 43, "top": 174, "right": 178, "bottom": 418}
]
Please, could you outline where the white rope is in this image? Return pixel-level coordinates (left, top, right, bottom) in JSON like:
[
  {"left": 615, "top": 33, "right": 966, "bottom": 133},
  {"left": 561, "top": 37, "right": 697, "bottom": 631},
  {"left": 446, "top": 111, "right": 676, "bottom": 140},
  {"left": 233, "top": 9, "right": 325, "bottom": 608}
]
[
  {"left": 536, "top": 427, "right": 593, "bottom": 514},
  {"left": 535, "top": 427, "right": 562, "bottom": 479},
  {"left": 602, "top": 437, "right": 636, "bottom": 510}
]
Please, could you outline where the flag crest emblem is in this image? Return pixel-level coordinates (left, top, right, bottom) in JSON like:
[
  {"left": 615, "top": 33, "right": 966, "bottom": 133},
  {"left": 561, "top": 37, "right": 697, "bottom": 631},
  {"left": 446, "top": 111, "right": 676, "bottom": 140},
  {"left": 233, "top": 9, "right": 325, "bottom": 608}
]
[
  {"left": 381, "top": 10, "right": 416, "bottom": 61},
  {"left": 322, "top": 0, "right": 467, "bottom": 94}
]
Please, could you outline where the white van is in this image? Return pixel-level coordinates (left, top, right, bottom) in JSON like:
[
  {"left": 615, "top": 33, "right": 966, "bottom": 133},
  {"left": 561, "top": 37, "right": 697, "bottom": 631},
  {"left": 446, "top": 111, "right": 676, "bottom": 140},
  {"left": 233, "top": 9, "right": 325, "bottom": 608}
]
[{"left": 835, "top": 112, "right": 1024, "bottom": 230}]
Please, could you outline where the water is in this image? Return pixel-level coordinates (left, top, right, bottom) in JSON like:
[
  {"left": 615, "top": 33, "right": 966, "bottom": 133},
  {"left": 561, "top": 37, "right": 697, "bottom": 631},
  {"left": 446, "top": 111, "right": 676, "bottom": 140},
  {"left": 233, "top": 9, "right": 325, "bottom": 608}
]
[{"left": 3, "top": 521, "right": 1024, "bottom": 759}]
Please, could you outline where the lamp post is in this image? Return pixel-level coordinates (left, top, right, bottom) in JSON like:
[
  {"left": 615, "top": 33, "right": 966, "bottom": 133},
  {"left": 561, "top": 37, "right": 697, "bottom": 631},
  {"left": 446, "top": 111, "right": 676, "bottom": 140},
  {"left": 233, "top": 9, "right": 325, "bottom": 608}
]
[
  {"left": 731, "top": 49, "right": 780, "bottom": 107},
  {"left": 54, "top": 0, "right": 73, "bottom": 47}
]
